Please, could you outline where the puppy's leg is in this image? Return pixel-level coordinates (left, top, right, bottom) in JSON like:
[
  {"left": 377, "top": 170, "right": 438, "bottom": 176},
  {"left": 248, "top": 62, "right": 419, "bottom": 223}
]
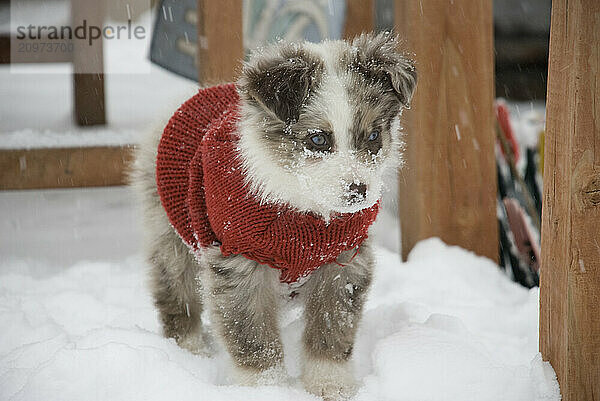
[
  {"left": 149, "top": 232, "right": 209, "bottom": 354},
  {"left": 301, "top": 241, "right": 374, "bottom": 400},
  {"left": 131, "top": 125, "right": 209, "bottom": 355},
  {"left": 201, "top": 248, "right": 286, "bottom": 385}
]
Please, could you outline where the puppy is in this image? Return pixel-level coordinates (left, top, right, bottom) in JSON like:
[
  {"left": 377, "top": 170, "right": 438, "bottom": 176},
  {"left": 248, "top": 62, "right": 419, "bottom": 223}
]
[{"left": 132, "top": 32, "right": 416, "bottom": 400}]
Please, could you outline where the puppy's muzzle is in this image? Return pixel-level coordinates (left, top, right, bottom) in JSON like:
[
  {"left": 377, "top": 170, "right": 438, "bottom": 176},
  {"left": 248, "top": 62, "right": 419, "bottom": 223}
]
[{"left": 345, "top": 182, "right": 367, "bottom": 205}]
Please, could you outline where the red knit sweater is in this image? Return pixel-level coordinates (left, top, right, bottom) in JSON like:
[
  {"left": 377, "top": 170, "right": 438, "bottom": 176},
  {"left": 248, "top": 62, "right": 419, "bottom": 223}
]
[{"left": 156, "top": 84, "right": 379, "bottom": 283}]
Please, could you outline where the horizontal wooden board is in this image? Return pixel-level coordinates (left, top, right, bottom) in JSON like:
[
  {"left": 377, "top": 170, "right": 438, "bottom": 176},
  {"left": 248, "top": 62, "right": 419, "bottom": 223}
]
[{"left": 0, "top": 146, "right": 134, "bottom": 190}]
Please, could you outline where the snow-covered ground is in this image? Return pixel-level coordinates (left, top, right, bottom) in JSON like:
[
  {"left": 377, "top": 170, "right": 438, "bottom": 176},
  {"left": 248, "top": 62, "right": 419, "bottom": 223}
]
[{"left": 0, "top": 187, "right": 560, "bottom": 401}]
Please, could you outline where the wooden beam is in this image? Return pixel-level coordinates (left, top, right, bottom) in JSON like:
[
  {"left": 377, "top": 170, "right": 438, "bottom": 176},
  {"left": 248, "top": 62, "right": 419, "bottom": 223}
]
[
  {"left": 71, "top": 0, "right": 106, "bottom": 126},
  {"left": 0, "top": 146, "right": 134, "bottom": 190},
  {"left": 395, "top": 1, "right": 498, "bottom": 261},
  {"left": 540, "top": 1, "right": 600, "bottom": 399},
  {"left": 197, "top": 0, "right": 244, "bottom": 85},
  {"left": 73, "top": 74, "right": 106, "bottom": 126},
  {"left": 343, "top": 0, "right": 374, "bottom": 39}
]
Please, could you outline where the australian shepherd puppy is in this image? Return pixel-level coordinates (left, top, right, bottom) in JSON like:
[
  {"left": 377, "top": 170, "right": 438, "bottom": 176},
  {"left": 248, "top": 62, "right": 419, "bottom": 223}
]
[{"left": 132, "top": 32, "right": 416, "bottom": 400}]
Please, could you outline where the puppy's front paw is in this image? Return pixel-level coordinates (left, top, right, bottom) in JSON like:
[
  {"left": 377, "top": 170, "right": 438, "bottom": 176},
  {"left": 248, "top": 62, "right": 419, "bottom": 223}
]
[
  {"left": 302, "top": 358, "right": 357, "bottom": 400},
  {"left": 176, "top": 330, "right": 213, "bottom": 356},
  {"left": 233, "top": 364, "right": 289, "bottom": 386}
]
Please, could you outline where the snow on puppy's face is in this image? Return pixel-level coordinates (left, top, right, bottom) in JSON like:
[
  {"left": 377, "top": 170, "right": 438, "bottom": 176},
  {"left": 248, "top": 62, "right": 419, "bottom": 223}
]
[{"left": 237, "top": 32, "right": 416, "bottom": 217}]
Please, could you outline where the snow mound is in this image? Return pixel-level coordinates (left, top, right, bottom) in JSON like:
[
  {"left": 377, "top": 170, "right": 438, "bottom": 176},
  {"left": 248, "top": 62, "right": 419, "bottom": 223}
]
[{"left": 0, "top": 238, "right": 560, "bottom": 401}]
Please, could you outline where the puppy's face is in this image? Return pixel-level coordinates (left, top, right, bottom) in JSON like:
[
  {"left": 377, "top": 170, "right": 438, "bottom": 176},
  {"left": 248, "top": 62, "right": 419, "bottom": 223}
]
[{"left": 237, "top": 32, "right": 417, "bottom": 217}]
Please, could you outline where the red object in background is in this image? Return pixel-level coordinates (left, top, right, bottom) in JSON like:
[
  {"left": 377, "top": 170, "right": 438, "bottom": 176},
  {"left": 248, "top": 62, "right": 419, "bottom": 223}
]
[
  {"left": 503, "top": 198, "right": 540, "bottom": 272},
  {"left": 495, "top": 100, "right": 520, "bottom": 162},
  {"left": 156, "top": 84, "right": 379, "bottom": 284}
]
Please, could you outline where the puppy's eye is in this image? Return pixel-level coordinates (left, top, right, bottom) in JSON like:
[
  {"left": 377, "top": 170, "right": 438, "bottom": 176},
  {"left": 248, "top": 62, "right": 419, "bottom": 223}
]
[
  {"left": 368, "top": 130, "right": 380, "bottom": 141},
  {"left": 306, "top": 130, "right": 332, "bottom": 152},
  {"left": 311, "top": 134, "right": 327, "bottom": 146}
]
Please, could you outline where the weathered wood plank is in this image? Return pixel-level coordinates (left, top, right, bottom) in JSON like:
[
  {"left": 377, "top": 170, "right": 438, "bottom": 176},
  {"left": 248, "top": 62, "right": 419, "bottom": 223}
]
[
  {"left": 196, "top": 0, "right": 244, "bottom": 85},
  {"left": 540, "top": 1, "right": 600, "bottom": 399},
  {"left": 73, "top": 74, "right": 106, "bottom": 126},
  {"left": 0, "top": 146, "right": 134, "bottom": 190},
  {"left": 71, "top": 0, "right": 106, "bottom": 126},
  {"left": 343, "top": 0, "right": 374, "bottom": 39},
  {"left": 395, "top": 1, "right": 498, "bottom": 261}
]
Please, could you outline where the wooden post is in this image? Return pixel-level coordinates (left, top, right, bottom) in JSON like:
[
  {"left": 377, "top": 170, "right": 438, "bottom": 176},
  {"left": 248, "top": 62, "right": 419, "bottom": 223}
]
[
  {"left": 540, "top": 1, "right": 600, "bottom": 399},
  {"left": 395, "top": 1, "right": 498, "bottom": 261},
  {"left": 72, "top": 0, "right": 106, "bottom": 126},
  {"left": 342, "top": 0, "right": 374, "bottom": 39},
  {"left": 197, "top": 0, "right": 244, "bottom": 85}
]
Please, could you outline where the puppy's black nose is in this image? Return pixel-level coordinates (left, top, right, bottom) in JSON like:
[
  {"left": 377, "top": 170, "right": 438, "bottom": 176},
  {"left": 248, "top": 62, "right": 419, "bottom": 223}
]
[{"left": 348, "top": 182, "right": 367, "bottom": 199}]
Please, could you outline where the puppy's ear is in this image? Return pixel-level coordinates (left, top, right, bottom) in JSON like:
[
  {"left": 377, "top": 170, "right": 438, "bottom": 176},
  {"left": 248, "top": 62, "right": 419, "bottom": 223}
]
[
  {"left": 239, "top": 44, "right": 324, "bottom": 124},
  {"left": 352, "top": 32, "right": 417, "bottom": 107}
]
